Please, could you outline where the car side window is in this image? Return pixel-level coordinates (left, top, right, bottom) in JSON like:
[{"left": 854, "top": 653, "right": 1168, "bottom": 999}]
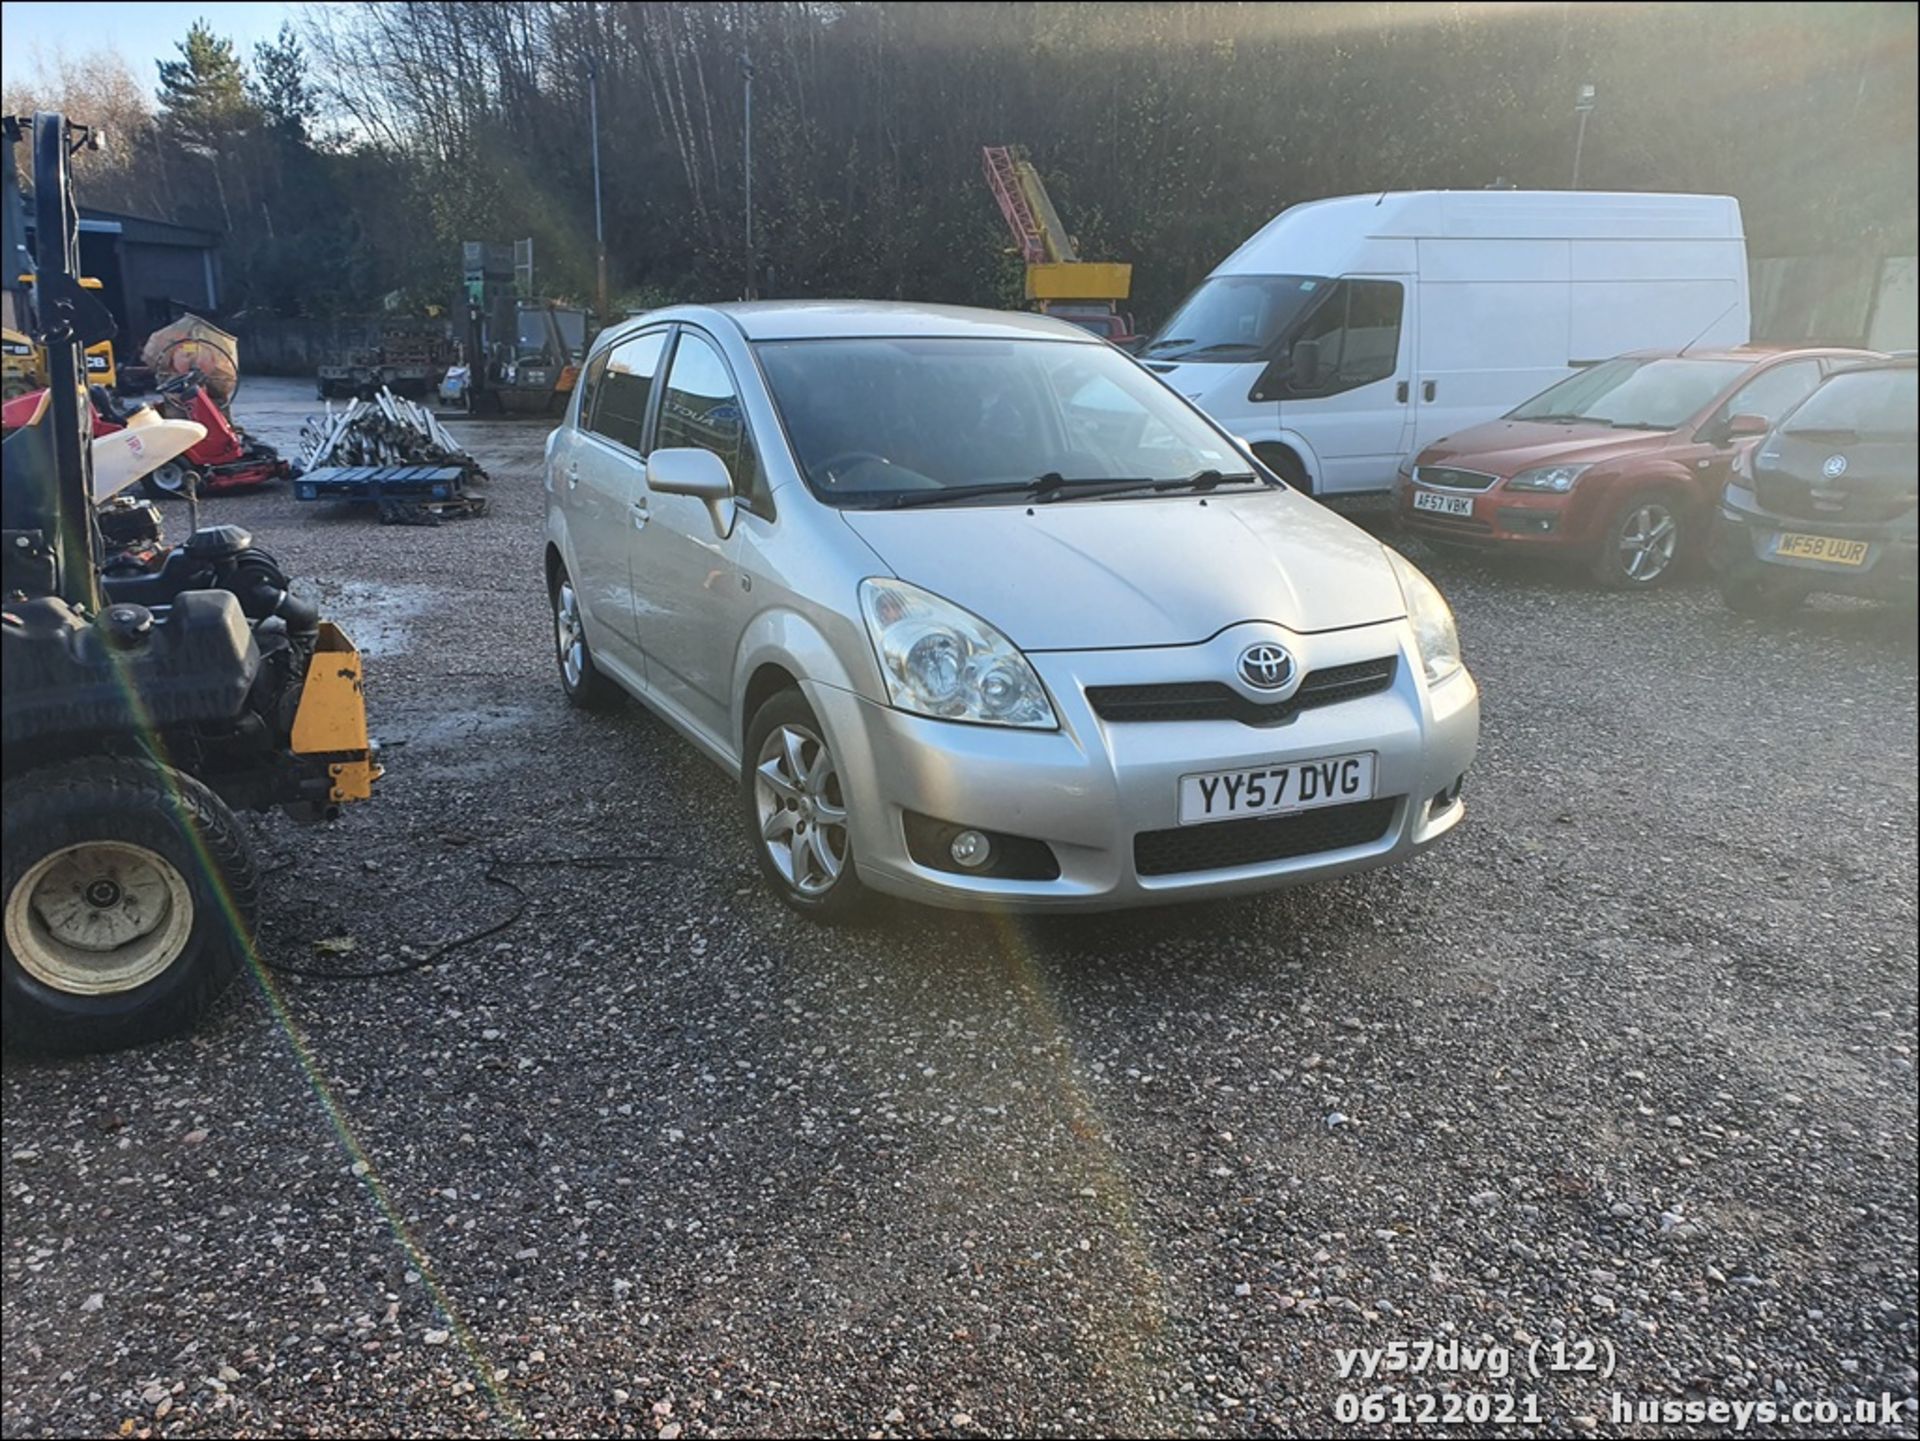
[
  {"left": 1284, "top": 279, "right": 1404, "bottom": 396},
  {"left": 574, "top": 348, "right": 609, "bottom": 428},
  {"left": 655, "top": 331, "right": 770, "bottom": 514},
  {"left": 1715, "top": 360, "right": 1825, "bottom": 433},
  {"left": 589, "top": 330, "right": 667, "bottom": 452}
]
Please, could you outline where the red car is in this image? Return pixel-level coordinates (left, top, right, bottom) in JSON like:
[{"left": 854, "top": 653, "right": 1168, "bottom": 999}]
[{"left": 1394, "top": 347, "right": 1878, "bottom": 587}]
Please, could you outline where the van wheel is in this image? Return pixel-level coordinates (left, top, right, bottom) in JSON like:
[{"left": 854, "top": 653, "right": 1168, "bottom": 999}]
[
  {"left": 1719, "top": 571, "right": 1805, "bottom": 618},
  {"left": 742, "top": 690, "right": 868, "bottom": 920},
  {"left": 3, "top": 759, "right": 255, "bottom": 1054},
  {"left": 1592, "top": 491, "right": 1685, "bottom": 588},
  {"left": 551, "top": 563, "right": 620, "bottom": 710},
  {"left": 1254, "top": 444, "right": 1311, "bottom": 494}
]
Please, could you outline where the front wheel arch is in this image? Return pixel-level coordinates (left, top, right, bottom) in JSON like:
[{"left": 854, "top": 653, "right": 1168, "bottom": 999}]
[{"left": 1252, "top": 442, "right": 1312, "bottom": 493}]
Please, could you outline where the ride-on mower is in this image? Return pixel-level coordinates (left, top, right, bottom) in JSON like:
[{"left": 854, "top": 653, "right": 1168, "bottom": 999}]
[{"left": 1, "top": 112, "right": 380, "bottom": 1053}]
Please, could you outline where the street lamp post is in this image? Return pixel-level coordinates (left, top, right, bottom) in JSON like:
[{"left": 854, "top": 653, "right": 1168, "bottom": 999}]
[
  {"left": 741, "top": 52, "right": 755, "bottom": 300},
  {"left": 589, "top": 57, "right": 607, "bottom": 323},
  {"left": 1571, "top": 82, "right": 1597, "bottom": 190}
]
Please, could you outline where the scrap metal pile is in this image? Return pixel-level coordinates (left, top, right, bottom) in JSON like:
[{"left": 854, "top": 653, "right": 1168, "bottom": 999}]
[{"left": 293, "top": 388, "right": 488, "bottom": 523}]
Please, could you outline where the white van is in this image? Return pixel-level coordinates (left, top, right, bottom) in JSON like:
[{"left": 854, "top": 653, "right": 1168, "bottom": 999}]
[{"left": 1141, "top": 191, "right": 1749, "bottom": 495}]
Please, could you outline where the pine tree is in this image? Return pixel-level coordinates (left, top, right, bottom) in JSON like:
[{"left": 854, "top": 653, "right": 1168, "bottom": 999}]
[
  {"left": 250, "top": 24, "right": 317, "bottom": 140},
  {"left": 155, "top": 20, "right": 256, "bottom": 149}
]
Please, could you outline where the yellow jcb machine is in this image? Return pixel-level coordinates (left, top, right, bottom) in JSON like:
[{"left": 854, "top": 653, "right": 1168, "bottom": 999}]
[{"left": 10, "top": 273, "right": 116, "bottom": 392}]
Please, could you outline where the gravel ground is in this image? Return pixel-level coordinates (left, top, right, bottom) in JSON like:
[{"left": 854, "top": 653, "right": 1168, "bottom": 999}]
[{"left": 4, "top": 378, "right": 1916, "bottom": 1439}]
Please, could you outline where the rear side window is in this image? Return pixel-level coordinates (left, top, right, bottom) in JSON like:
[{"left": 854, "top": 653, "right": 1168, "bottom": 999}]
[
  {"left": 656, "top": 332, "right": 769, "bottom": 513},
  {"left": 1717, "top": 360, "right": 1824, "bottom": 430},
  {"left": 590, "top": 330, "right": 667, "bottom": 452},
  {"left": 574, "top": 348, "right": 608, "bottom": 427}
]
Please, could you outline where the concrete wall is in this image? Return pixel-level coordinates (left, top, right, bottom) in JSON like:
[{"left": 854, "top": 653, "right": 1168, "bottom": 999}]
[
  {"left": 1752, "top": 254, "right": 1918, "bottom": 350},
  {"left": 1866, "top": 257, "right": 1917, "bottom": 353}
]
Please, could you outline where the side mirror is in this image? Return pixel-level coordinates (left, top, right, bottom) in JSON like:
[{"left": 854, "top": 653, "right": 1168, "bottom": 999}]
[
  {"left": 1726, "top": 412, "right": 1770, "bottom": 440},
  {"left": 1289, "top": 338, "right": 1324, "bottom": 392},
  {"left": 646, "top": 446, "right": 735, "bottom": 537}
]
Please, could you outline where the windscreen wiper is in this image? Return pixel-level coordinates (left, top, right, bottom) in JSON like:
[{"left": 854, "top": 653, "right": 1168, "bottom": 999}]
[
  {"left": 1086, "top": 468, "right": 1269, "bottom": 500},
  {"left": 865, "top": 472, "right": 1073, "bottom": 510},
  {"left": 1519, "top": 412, "right": 1594, "bottom": 424},
  {"left": 1179, "top": 343, "right": 1263, "bottom": 357}
]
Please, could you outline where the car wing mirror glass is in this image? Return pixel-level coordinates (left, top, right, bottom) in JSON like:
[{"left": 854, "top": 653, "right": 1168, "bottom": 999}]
[{"left": 646, "top": 447, "right": 736, "bottom": 537}]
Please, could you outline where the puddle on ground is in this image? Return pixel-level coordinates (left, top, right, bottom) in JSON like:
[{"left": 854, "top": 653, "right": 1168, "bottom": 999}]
[{"left": 299, "top": 579, "right": 438, "bottom": 658}]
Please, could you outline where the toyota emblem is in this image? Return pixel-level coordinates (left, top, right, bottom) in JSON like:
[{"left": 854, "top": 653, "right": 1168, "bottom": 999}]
[
  {"left": 1237, "top": 643, "right": 1295, "bottom": 691},
  {"left": 1821, "top": 454, "right": 1848, "bottom": 479}
]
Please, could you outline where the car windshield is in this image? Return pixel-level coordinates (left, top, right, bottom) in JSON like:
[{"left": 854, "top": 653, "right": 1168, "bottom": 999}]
[
  {"left": 1141, "top": 275, "right": 1327, "bottom": 362},
  {"left": 1507, "top": 356, "right": 1751, "bottom": 429},
  {"left": 1780, "top": 366, "right": 1918, "bottom": 439},
  {"left": 754, "top": 336, "right": 1249, "bottom": 507}
]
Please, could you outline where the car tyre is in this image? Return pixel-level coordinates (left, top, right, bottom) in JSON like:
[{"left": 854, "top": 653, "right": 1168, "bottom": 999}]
[
  {"left": 551, "top": 563, "right": 620, "bottom": 710},
  {"left": 1718, "top": 570, "right": 1806, "bottom": 618},
  {"left": 742, "top": 689, "right": 868, "bottom": 921},
  {"left": 1592, "top": 489, "right": 1686, "bottom": 588},
  {"left": 2, "top": 759, "right": 254, "bottom": 1054}
]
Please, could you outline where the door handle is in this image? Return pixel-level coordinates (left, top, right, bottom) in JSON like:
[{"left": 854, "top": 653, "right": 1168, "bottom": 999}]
[
  {"left": 1422, "top": 380, "right": 1437, "bottom": 402},
  {"left": 630, "top": 499, "right": 650, "bottom": 529},
  {"left": 565, "top": 462, "right": 580, "bottom": 489},
  {"left": 1395, "top": 381, "right": 1409, "bottom": 403}
]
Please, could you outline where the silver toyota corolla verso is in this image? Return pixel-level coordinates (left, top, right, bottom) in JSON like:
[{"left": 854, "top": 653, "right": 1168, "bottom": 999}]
[{"left": 543, "top": 302, "right": 1478, "bottom": 917}]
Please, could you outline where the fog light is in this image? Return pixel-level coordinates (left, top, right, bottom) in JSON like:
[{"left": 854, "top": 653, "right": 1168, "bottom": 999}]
[{"left": 949, "top": 829, "right": 992, "bottom": 869}]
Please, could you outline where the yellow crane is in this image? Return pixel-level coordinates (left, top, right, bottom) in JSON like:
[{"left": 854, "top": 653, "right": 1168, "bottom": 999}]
[{"left": 980, "top": 145, "right": 1133, "bottom": 342}]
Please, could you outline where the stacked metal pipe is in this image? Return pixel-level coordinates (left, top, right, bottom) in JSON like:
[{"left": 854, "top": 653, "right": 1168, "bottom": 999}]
[{"left": 295, "top": 388, "right": 484, "bottom": 478}]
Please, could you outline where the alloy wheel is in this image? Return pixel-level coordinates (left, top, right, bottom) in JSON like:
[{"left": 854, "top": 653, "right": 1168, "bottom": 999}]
[
  {"left": 752, "top": 723, "right": 849, "bottom": 897},
  {"left": 1617, "top": 501, "right": 1678, "bottom": 582},
  {"left": 555, "top": 579, "right": 586, "bottom": 689}
]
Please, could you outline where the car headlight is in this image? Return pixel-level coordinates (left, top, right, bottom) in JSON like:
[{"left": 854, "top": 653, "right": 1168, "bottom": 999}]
[
  {"left": 1384, "top": 549, "right": 1463, "bottom": 686},
  {"left": 858, "top": 578, "right": 1057, "bottom": 728},
  {"left": 1507, "top": 462, "right": 1590, "bottom": 493}
]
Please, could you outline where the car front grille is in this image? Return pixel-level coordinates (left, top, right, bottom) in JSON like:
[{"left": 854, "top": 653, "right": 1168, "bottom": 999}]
[
  {"left": 1402, "top": 508, "right": 1495, "bottom": 536},
  {"left": 1413, "top": 465, "right": 1500, "bottom": 492},
  {"left": 1086, "top": 658, "right": 1397, "bottom": 727},
  {"left": 1133, "top": 797, "right": 1400, "bottom": 877},
  {"left": 1754, "top": 474, "right": 1916, "bottom": 526}
]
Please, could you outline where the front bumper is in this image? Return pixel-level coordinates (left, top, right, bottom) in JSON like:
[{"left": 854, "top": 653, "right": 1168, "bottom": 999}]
[
  {"left": 1393, "top": 472, "right": 1593, "bottom": 552},
  {"left": 1715, "top": 487, "right": 1919, "bottom": 602},
  {"left": 809, "top": 618, "right": 1479, "bottom": 911}
]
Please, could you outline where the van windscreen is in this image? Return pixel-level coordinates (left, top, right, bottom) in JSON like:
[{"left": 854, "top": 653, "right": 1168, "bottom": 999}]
[{"left": 1141, "top": 276, "right": 1326, "bottom": 362}]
